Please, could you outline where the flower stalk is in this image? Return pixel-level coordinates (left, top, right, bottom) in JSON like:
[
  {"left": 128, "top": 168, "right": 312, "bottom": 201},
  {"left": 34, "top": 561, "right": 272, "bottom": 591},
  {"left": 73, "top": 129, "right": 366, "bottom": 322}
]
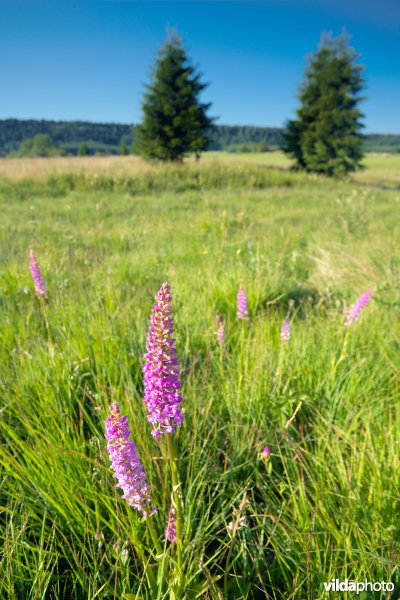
[
  {"left": 216, "top": 314, "right": 225, "bottom": 347},
  {"left": 143, "top": 282, "right": 184, "bottom": 438},
  {"left": 104, "top": 403, "right": 156, "bottom": 516},
  {"left": 165, "top": 506, "right": 177, "bottom": 544},
  {"left": 29, "top": 249, "right": 47, "bottom": 300},
  {"left": 344, "top": 289, "right": 373, "bottom": 327},
  {"left": 332, "top": 290, "right": 373, "bottom": 379},
  {"left": 104, "top": 403, "right": 165, "bottom": 590},
  {"left": 143, "top": 282, "right": 184, "bottom": 593},
  {"left": 236, "top": 285, "right": 249, "bottom": 321},
  {"left": 104, "top": 282, "right": 186, "bottom": 597},
  {"left": 29, "top": 249, "right": 53, "bottom": 347},
  {"left": 166, "top": 433, "right": 183, "bottom": 589}
]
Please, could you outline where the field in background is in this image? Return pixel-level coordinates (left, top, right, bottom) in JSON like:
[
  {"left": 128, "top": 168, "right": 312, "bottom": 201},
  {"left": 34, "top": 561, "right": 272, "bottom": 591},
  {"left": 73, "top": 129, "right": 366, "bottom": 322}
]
[
  {"left": 210, "top": 152, "right": 400, "bottom": 187},
  {"left": 1, "top": 151, "right": 399, "bottom": 188},
  {"left": 1, "top": 154, "right": 400, "bottom": 598}
]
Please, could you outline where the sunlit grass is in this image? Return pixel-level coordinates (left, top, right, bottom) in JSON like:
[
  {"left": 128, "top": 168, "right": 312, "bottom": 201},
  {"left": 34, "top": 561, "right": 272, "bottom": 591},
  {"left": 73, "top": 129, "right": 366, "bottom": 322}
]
[
  {"left": 1, "top": 151, "right": 399, "bottom": 188},
  {"left": 0, "top": 157, "right": 400, "bottom": 598},
  {"left": 0, "top": 154, "right": 150, "bottom": 179}
]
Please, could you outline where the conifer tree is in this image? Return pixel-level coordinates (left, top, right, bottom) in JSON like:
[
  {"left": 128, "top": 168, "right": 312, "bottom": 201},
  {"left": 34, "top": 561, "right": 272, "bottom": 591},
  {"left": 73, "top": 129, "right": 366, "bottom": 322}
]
[
  {"left": 284, "top": 32, "right": 365, "bottom": 176},
  {"left": 78, "top": 142, "right": 89, "bottom": 156},
  {"left": 136, "top": 32, "right": 213, "bottom": 161},
  {"left": 119, "top": 138, "right": 129, "bottom": 155}
]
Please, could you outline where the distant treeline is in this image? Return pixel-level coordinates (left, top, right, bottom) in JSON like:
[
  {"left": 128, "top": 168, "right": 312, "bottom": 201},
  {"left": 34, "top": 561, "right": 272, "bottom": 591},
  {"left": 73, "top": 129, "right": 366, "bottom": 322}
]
[
  {"left": 361, "top": 134, "right": 400, "bottom": 154},
  {"left": 0, "top": 118, "right": 399, "bottom": 156},
  {"left": 0, "top": 119, "right": 134, "bottom": 156}
]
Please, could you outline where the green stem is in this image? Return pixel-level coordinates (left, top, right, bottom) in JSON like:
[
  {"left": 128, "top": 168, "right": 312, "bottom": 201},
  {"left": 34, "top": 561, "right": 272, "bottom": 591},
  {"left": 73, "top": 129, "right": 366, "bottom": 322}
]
[
  {"left": 145, "top": 516, "right": 167, "bottom": 596},
  {"left": 238, "top": 320, "right": 245, "bottom": 399},
  {"left": 224, "top": 522, "right": 239, "bottom": 597},
  {"left": 166, "top": 434, "right": 183, "bottom": 591},
  {"left": 331, "top": 329, "right": 349, "bottom": 380},
  {"left": 131, "top": 537, "right": 158, "bottom": 596},
  {"left": 147, "top": 515, "right": 163, "bottom": 557},
  {"left": 276, "top": 343, "right": 285, "bottom": 388},
  {"left": 156, "top": 543, "right": 169, "bottom": 600},
  {"left": 144, "top": 561, "right": 158, "bottom": 596},
  {"left": 240, "top": 319, "right": 245, "bottom": 359},
  {"left": 40, "top": 298, "right": 54, "bottom": 352}
]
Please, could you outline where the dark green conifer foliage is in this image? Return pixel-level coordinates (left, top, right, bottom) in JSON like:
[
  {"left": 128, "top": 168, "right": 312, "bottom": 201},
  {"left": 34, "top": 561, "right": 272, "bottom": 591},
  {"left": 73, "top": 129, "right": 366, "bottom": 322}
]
[
  {"left": 118, "top": 138, "right": 129, "bottom": 155},
  {"left": 136, "top": 33, "right": 213, "bottom": 161},
  {"left": 284, "top": 32, "right": 365, "bottom": 176},
  {"left": 78, "top": 143, "right": 89, "bottom": 156}
]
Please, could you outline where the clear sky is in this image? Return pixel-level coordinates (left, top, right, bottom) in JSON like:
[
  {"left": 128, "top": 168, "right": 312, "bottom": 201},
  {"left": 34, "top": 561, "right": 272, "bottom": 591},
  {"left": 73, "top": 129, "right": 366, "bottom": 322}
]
[{"left": 1, "top": 0, "right": 399, "bottom": 133}]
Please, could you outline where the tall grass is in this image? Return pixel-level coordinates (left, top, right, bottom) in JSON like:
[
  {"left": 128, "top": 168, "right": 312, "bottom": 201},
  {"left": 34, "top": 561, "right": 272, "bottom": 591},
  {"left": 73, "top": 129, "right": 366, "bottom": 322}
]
[
  {"left": 1, "top": 152, "right": 399, "bottom": 188},
  {"left": 0, "top": 161, "right": 319, "bottom": 204},
  {"left": 1, "top": 160, "right": 400, "bottom": 598}
]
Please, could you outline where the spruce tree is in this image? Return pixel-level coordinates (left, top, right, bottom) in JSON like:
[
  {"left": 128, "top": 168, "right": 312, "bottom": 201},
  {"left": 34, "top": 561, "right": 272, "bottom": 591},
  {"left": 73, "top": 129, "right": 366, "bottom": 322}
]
[
  {"left": 78, "top": 143, "right": 89, "bottom": 156},
  {"left": 284, "top": 32, "right": 365, "bottom": 176},
  {"left": 136, "top": 33, "right": 213, "bottom": 161},
  {"left": 119, "top": 138, "right": 129, "bottom": 156}
]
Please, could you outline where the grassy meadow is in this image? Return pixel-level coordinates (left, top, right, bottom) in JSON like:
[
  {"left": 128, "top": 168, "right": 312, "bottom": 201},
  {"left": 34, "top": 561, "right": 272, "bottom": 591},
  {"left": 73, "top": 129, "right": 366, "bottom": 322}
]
[{"left": 1, "top": 152, "right": 400, "bottom": 599}]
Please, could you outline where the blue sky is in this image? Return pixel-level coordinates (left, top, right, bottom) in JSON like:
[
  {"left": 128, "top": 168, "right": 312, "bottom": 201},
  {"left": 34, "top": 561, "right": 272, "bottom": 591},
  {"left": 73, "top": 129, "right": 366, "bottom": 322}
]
[{"left": 0, "top": 0, "right": 399, "bottom": 133}]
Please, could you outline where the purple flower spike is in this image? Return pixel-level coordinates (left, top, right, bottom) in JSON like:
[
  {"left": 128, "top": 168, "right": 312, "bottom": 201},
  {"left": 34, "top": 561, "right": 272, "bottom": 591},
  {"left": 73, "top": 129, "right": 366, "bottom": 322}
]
[
  {"left": 216, "top": 315, "right": 225, "bottom": 347},
  {"left": 29, "top": 249, "right": 47, "bottom": 299},
  {"left": 104, "top": 403, "right": 155, "bottom": 516},
  {"left": 280, "top": 317, "right": 291, "bottom": 342},
  {"left": 237, "top": 285, "right": 249, "bottom": 321},
  {"left": 344, "top": 289, "right": 373, "bottom": 327},
  {"left": 143, "top": 282, "right": 184, "bottom": 437},
  {"left": 165, "top": 506, "right": 177, "bottom": 543},
  {"left": 262, "top": 446, "right": 271, "bottom": 458}
]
